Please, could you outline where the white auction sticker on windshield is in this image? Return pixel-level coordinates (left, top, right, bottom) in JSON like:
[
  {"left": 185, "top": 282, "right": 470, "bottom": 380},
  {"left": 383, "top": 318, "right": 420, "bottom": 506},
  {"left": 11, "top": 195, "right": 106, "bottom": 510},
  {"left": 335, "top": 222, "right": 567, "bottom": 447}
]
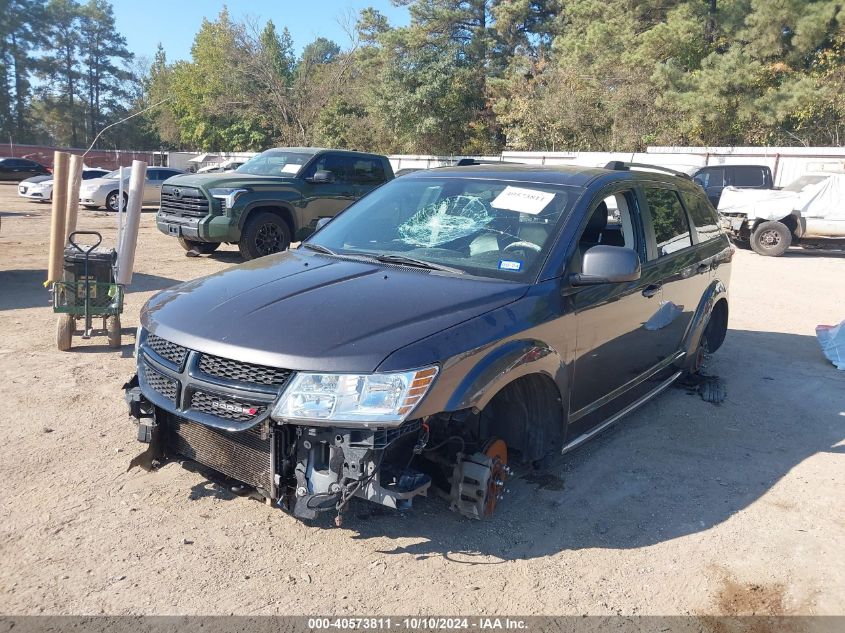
[
  {"left": 281, "top": 163, "right": 301, "bottom": 174},
  {"left": 491, "top": 186, "right": 555, "bottom": 215}
]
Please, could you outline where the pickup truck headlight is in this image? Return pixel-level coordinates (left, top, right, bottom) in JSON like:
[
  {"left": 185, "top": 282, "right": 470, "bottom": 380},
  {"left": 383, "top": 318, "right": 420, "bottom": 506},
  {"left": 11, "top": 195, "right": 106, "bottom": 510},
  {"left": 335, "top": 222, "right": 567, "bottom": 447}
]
[
  {"left": 272, "top": 367, "right": 438, "bottom": 424},
  {"left": 208, "top": 187, "right": 247, "bottom": 209}
]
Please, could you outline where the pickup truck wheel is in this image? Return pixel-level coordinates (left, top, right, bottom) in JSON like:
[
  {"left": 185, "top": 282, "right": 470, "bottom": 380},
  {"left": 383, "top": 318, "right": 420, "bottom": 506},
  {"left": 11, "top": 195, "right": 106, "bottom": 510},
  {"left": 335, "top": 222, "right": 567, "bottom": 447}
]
[
  {"left": 177, "top": 237, "right": 220, "bottom": 254},
  {"left": 750, "top": 221, "right": 791, "bottom": 257},
  {"left": 239, "top": 212, "right": 291, "bottom": 260}
]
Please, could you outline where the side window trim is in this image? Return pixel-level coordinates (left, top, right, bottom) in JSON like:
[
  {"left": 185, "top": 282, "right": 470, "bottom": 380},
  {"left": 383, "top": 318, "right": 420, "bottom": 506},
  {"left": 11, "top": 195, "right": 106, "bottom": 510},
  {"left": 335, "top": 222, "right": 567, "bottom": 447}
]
[
  {"left": 637, "top": 182, "right": 696, "bottom": 261},
  {"left": 565, "top": 184, "right": 647, "bottom": 271},
  {"left": 676, "top": 190, "right": 700, "bottom": 245}
]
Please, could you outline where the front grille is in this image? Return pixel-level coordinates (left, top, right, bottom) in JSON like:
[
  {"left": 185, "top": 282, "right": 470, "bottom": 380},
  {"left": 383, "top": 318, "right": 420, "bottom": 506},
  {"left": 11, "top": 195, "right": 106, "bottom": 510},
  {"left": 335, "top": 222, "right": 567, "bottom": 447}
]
[
  {"left": 143, "top": 363, "right": 178, "bottom": 403},
  {"left": 189, "top": 389, "right": 267, "bottom": 423},
  {"left": 163, "top": 412, "right": 273, "bottom": 494},
  {"left": 160, "top": 185, "right": 210, "bottom": 218},
  {"left": 198, "top": 353, "right": 291, "bottom": 387},
  {"left": 147, "top": 334, "right": 188, "bottom": 367}
]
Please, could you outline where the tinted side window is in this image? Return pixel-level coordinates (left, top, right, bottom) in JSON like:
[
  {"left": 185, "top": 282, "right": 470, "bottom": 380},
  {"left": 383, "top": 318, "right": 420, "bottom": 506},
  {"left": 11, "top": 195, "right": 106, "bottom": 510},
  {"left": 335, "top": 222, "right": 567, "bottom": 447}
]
[
  {"left": 643, "top": 187, "right": 692, "bottom": 257},
  {"left": 731, "top": 166, "right": 767, "bottom": 187},
  {"left": 696, "top": 168, "right": 724, "bottom": 188},
  {"left": 680, "top": 190, "right": 721, "bottom": 243},
  {"left": 350, "top": 158, "right": 386, "bottom": 184},
  {"left": 306, "top": 154, "right": 353, "bottom": 183}
]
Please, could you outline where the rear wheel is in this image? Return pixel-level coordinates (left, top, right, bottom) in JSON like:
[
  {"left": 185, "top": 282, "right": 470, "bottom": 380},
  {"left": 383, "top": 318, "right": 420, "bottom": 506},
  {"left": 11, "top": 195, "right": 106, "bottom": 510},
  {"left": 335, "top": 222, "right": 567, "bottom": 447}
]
[
  {"left": 56, "top": 314, "right": 74, "bottom": 351},
  {"left": 238, "top": 212, "right": 291, "bottom": 260},
  {"left": 750, "top": 220, "right": 791, "bottom": 257},
  {"left": 177, "top": 237, "right": 220, "bottom": 254}
]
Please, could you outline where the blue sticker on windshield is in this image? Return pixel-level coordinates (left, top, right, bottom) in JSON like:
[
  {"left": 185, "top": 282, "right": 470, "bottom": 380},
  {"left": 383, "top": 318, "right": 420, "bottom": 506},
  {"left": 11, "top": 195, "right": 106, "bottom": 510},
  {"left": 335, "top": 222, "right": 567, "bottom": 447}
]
[{"left": 498, "top": 260, "right": 522, "bottom": 271}]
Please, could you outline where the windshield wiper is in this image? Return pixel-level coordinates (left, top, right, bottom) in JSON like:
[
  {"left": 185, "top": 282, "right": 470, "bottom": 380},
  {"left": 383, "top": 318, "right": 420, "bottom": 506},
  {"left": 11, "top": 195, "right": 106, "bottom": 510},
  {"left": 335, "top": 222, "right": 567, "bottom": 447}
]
[
  {"left": 300, "top": 243, "right": 336, "bottom": 255},
  {"left": 366, "top": 253, "right": 464, "bottom": 274}
]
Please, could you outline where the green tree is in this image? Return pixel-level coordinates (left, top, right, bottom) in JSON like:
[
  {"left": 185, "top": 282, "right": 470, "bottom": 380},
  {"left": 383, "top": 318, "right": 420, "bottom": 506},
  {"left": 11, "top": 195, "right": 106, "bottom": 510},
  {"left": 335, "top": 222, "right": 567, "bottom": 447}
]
[
  {"left": 0, "top": 0, "right": 46, "bottom": 142},
  {"left": 79, "top": 0, "right": 134, "bottom": 143}
]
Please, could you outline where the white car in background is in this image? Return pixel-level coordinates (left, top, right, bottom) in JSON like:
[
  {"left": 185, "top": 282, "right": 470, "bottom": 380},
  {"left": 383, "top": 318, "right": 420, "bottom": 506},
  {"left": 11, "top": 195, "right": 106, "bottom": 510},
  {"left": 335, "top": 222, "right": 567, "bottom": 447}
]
[
  {"left": 718, "top": 171, "right": 845, "bottom": 256},
  {"left": 18, "top": 168, "right": 109, "bottom": 203},
  {"left": 196, "top": 159, "right": 245, "bottom": 174},
  {"left": 79, "top": 167, "right": 185, "bottom": 211}
]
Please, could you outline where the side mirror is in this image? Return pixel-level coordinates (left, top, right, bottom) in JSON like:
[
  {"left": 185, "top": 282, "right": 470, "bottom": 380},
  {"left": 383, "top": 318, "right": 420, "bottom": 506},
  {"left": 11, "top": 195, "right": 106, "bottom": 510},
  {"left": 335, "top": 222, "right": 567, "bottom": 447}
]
[
  {"left": 693, "top": 176, "right": 705, "bottom": 188},
  {"left": 570, "top": 245, "right": 641, "bottom": 286},
  {"left": 308, "top": 169, "right": 335, "bottom": 184}
]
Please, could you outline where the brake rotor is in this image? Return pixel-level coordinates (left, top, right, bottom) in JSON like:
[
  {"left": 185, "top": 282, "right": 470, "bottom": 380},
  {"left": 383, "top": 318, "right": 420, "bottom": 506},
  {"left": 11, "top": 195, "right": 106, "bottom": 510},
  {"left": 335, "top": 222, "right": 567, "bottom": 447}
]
[{"left": 482, "top": 438, "right": 508, "bottom": 518}]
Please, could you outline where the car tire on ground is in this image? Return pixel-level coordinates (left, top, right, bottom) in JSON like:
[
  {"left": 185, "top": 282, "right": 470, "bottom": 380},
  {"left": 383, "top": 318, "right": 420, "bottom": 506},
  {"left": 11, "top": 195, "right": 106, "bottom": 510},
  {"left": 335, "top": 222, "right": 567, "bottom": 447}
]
[
  {"left": 56, "top": 314, "right": 74, "bottom": 351},
  {"left": 750, "top": 221, "right": 791, "bottom": 257},
  {"left": 106, "top": 191, "right": 127, "bottom": 212},
  {"left": 238, "top": 211, "right": 291, "bottom": 260},
  {"left": 177, "top": 237, "right": 220, "bottom": 254}
]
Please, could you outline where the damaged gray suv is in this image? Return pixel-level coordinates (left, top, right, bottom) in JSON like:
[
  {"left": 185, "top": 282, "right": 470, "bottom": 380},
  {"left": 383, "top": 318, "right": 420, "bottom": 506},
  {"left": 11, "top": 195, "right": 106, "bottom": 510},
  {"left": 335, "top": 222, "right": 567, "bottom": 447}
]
[{"left": 125, "top": 162, "right": 732, "bottom": 523}]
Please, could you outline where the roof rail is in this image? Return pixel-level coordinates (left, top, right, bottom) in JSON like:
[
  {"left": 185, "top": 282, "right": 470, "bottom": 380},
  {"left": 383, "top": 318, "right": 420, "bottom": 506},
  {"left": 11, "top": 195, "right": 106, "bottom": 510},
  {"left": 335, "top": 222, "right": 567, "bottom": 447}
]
[
  {"left": 603, "top": 161, "right": 691, "bottom": 179},
  {"left": 455, "top": 158, "right": 522, "bottom": 166}
]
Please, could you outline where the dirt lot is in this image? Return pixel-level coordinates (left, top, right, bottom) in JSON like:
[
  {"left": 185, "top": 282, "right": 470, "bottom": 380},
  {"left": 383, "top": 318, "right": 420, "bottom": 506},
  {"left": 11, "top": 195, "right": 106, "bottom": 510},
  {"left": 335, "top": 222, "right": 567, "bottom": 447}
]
[{"left": 0, "top": 181, "right": 843, "bottom": 616}]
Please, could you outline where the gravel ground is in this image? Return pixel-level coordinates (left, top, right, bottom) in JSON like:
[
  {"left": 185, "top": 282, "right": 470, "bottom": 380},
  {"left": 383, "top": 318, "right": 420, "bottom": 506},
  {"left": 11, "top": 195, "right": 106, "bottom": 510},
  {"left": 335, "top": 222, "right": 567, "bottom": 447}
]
[{"left": 0, "top": 181, "right": 843, "bottom": 616}]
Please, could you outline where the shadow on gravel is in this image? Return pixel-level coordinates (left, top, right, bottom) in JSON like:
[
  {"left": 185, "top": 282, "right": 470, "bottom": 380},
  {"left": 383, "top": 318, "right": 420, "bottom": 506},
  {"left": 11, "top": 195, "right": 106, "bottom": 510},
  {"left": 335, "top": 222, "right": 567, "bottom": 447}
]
[
  {"left": 338, "top": 329, "right": 844, "bottom": 561},
  {"left": 0, "top": 268, "right": 182, "bottom": 311}
]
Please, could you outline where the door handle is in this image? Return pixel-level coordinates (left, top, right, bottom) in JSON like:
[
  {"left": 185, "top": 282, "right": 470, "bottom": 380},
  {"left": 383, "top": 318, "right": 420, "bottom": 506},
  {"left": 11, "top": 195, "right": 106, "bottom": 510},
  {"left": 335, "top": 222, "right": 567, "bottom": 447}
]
[
  {"left": 696, "top": 263, "right": 710, "bottom": 274},
  {"left": 641, "top": 284, "right": 661, "bottom": 298}
]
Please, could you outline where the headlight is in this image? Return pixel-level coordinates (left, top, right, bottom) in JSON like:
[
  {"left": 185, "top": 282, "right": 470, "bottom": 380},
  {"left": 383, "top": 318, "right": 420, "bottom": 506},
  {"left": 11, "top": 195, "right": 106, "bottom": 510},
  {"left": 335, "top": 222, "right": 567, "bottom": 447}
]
[
  {"left": 209, "top": 187, "right": 247, "bottom": 209},
  {"left": 272, "top": 367, "right": 438, "bottom": 425}
]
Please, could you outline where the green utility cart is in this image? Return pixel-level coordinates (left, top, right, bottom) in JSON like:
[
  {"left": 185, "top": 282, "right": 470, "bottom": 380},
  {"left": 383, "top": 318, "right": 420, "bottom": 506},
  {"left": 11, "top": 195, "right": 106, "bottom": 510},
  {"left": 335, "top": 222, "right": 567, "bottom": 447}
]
[{"left": 52, "top": 231, "right": 124, "bottom": 351}]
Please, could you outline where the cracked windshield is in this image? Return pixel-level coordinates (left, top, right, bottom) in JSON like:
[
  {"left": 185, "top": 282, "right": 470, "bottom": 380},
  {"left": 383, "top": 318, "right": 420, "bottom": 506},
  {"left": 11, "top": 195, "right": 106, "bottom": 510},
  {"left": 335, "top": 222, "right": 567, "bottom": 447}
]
[{"left": 309, "top": 177, "right": 581, "bottom": 280}]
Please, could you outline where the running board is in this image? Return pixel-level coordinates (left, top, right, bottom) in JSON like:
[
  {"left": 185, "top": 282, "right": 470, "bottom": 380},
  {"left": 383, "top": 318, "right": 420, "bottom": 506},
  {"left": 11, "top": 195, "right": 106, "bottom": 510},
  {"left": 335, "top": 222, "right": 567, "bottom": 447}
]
[{"left": 561, "top": 370, "right": 683, "bottom": 454}]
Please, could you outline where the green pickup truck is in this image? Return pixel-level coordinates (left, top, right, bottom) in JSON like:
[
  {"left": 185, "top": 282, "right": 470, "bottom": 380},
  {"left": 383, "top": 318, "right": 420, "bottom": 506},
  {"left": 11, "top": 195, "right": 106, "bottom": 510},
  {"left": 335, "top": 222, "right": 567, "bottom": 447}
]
[{"left": 157, "top": 147, "right": 394, "bottom": 259}]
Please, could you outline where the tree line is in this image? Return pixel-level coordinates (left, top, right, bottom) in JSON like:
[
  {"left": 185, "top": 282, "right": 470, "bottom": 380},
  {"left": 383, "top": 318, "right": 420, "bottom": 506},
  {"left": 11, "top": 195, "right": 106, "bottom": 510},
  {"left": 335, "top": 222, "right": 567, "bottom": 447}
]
[
  {"left": 4, "top": 1, "right": 845, "bottom": 154},
  {"left": 0, "top": 0, "right": 156, "bottom": 149}
]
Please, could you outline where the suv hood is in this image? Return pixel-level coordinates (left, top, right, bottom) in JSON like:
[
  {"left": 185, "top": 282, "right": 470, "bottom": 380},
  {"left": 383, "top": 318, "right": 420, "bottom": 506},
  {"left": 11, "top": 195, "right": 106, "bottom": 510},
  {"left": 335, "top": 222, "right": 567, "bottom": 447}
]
[
  {"left": 141, "top": 250, "right": 528, "bottom": 373},
  {"left": 164, "top": 172, "right": 298, "bottom": 188}
]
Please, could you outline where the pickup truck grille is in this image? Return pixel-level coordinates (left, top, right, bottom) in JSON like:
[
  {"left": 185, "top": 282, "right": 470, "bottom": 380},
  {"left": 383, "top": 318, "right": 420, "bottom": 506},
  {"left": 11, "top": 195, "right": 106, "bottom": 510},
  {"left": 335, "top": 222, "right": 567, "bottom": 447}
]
[{"left": 160, "top": 185, "right": 209, "bottom": 217}]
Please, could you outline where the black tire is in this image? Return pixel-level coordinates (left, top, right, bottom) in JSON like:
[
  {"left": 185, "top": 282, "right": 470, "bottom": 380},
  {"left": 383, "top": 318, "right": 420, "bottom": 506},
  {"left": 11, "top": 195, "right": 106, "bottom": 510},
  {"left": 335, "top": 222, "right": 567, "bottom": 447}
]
[
  {"left": 56, "top": 314, "right": 74, "bottom": 351},
  {"left": 750, "top": 220, "right": 791, "bottom": 257},
  {"left": 106, "top": 190, "right": 127, "bottom": 212},
  {"left": 107, "top": 315, "right": 121, "bottom": 348},
  {"left": 238, "top": 211, "right": 291, "bottom": 260},
  {"left": 177, "top": 237, "right": 220, "bottom": 254}
]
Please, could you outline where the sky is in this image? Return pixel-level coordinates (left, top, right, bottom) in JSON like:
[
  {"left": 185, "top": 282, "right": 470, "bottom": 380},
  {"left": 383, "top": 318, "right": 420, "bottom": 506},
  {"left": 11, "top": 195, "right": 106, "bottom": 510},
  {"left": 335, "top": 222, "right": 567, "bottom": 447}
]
[{"left": 111, "top": 0, "right": 410, "bottom": 64}]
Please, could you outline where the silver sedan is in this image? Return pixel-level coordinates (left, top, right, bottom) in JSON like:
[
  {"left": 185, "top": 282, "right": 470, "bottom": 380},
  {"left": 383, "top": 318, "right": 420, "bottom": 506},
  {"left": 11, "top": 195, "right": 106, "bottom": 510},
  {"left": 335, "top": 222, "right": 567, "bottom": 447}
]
[{"left": 79, "top": 167, "right": 184, "bottom": 210}]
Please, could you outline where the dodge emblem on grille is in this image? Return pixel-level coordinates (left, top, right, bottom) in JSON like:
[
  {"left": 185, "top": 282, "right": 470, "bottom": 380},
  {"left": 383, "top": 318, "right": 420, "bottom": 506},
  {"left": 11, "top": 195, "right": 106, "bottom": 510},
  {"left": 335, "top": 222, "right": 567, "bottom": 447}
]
[{"left": 211, "top": 400, "right": 258, "bottom": 416}]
